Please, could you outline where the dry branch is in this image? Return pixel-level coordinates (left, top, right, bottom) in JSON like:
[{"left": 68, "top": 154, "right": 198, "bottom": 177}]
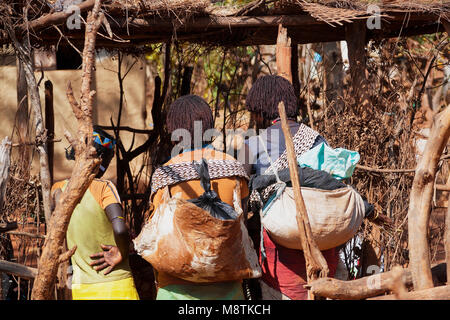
[
  {"left": 305, "top": 264, "right": 447, "bottom": 300},
  {"left": 30, "top": 0, "right": 104, "bottom": 300},
  {"left": 408, "top": 105, "right": 450, "bottom": 291},
  {"left": 278, "top": 101, "right": 329, "bottom": 300},
  {"left": 6, "top": 231, "right": 45, "bottom": 239},
  {"left": 368, "top": 285, "right": 450, "bottom": 300}
]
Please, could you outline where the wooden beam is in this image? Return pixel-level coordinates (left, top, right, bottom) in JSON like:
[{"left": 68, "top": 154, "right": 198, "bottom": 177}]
[
  {"left": 0, "top": 260, "right": 38, "bottom": 280},
  {"left": 0, "top": 222, "right": 18, "bottom": 233},
  {"left": 2, "top": 0, "right": 96, "bottom": 42},
  {"left": 128, "top": 15, "right": 323, "bottom": 30}
]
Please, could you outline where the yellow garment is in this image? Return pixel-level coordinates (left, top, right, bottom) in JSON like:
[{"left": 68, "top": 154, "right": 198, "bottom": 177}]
[
  {"left": 52, "top": 179, "right": 133, "bottom": 287},
  {"left": 72, "top": 277, "right": 140, "bottom": 300}
]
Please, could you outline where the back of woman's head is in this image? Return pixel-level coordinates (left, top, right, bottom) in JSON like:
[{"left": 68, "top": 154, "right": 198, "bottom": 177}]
[
  {"left": 166, "top": 95, "right": 214, "bottom": 141},
  {"left": 245, "top": 75, "right": 298, "bottom": 120}
]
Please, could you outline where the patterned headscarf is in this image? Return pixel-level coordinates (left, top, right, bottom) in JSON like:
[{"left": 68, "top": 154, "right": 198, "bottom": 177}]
[{"left": 65, "top": 126, "right": 116, "bottom": 161}]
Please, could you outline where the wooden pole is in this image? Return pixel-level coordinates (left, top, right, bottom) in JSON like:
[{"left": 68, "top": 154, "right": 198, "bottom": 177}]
[
  {"left": 344, "top": 22, "right": 369, "bottom": 112},
  {"left": 30, "top": 0, "right": 104, "bottom": 300},
  {"left": 0, "top": 260, "right": 37, "bottom": 280},
  {"left": 278, "top": 101, "right": 329, "bottom": 300},
  {"left": 276, "top": 25, "right": 292, "bottom": 83},
  {"left": 45, "top": 80, "right": 54, "bottom": 185}
]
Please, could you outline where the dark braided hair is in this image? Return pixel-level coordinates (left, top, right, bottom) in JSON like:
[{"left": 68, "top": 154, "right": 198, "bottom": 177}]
[
  {"left": 166, "top": 95, "right": 214, "bottom": 142},
  {"left": 245, "top": 75, "right": 299, "bottom": 120}
]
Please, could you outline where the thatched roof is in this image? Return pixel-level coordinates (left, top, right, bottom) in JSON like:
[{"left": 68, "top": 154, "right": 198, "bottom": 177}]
[{"left": 1, "top": 0, "right": 449, "bottom": 50}]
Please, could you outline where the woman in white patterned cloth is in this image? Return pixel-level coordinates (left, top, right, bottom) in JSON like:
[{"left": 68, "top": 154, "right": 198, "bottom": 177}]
[{"left": 242, "top": 75, "right": 339, "bottom": 300}]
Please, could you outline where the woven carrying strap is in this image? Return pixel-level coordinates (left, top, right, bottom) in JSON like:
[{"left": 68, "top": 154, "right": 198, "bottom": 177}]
[
  {"left": 249, "top": 124, "right": 320, "bottom": 211},
  {"left": 264, "top": 123, "right": 319, "bottom": 175},
  {"left": 151, "top": 159, "right": 249, "bottom": 193}
]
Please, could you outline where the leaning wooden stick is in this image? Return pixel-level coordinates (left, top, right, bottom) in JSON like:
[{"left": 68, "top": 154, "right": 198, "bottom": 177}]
[{"left": 277, "top": 101, "right": 329, "bottom": 300}]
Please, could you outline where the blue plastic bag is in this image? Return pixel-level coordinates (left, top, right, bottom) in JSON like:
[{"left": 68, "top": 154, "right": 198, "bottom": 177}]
[{"left": 297, "top": 142, "right": 360, "bottom": 180}]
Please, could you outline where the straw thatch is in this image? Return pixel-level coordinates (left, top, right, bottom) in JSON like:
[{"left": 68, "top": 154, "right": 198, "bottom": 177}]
[{"left": 0, "top": 0, "right": 449, "bottom": 51}]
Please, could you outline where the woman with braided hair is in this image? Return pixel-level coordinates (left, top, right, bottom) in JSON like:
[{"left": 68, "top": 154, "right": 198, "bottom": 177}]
[
  {"left": 243, "top": 75, "right": 340, "bottom": 300},
  {"left": 147, "top": 94, "right": 253, "bottom": 300}
]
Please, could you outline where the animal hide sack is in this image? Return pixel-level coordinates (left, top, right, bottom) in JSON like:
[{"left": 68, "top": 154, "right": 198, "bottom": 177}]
[
  {"left": 133, "top": 183, "right": 261, "bottom": 283},
  {"left": 262, "top": 186, "right": 365, "bottom": 250}
]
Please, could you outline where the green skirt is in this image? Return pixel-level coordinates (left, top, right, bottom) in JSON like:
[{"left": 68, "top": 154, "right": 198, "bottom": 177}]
[{"left": 156, "top": 281, "right": 245, "bottom": 300}]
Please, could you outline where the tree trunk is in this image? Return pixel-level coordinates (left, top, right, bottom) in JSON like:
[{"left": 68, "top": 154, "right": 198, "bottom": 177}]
[
  {"left": 408, "top": 105, "right": 450, "bottom": 291},
  {"left": 6, "top": 26, "right": 53, "bottom": 226},
  {"left": 30, "top": 0, "right": 104, "bottom": 300},
  {"left": 15, "top": 56, "right": 30, "bottom": 179}
]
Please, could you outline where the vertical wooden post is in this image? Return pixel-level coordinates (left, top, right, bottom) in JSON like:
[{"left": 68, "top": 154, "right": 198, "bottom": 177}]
[
  {"left": 276, "top": 24, "right": 292, "bottom": 83},
  {"left": 180, "top": 66, "right": 193, "bottom": 97},
  {"left": 291, "top": 43, "right": 300, "bottom": 97},
  {"left": 322, "top": 42, "right": 344, "bottom": 113},
  {"left": 345, "top": 22, "right": 369, "bottom": 111},
  {"left": 278, "top": 102, "right": 329, "bottom": 300},
  {"left": 45, "top": 80, "right": 54, "bottom": 185}
]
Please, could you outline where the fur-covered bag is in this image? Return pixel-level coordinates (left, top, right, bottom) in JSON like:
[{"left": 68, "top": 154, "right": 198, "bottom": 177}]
[{"left": 133, "top": 182, "right": 261, "bottom": 283}]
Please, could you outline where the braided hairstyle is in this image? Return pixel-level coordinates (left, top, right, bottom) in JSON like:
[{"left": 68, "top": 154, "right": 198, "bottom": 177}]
[
  {"left": 166, "top": 95, "right": 214, "bottom": 146},
  {"left": 245, "top": 75, "right": 299, "bottom": 121}
]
